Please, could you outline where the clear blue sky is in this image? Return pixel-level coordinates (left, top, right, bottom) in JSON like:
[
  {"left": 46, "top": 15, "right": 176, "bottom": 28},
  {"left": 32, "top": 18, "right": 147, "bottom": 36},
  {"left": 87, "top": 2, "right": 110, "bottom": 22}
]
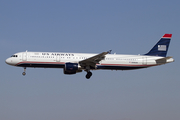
[{"left": 0, "top": 0, "right": 180, "bottom": 120}]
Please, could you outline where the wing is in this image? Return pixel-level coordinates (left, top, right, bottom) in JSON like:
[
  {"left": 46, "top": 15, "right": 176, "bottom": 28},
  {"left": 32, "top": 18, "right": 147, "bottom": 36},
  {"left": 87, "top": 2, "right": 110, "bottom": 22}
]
[{"left": 79, "top": 50, "right": 111, "bottom": 69}]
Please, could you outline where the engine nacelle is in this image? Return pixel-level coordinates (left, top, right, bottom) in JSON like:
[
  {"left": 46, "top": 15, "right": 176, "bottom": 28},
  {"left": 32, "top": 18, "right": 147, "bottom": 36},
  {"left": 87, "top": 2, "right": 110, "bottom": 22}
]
[{"left": 64, "top": 62, "right": 79, "bottom": 74}]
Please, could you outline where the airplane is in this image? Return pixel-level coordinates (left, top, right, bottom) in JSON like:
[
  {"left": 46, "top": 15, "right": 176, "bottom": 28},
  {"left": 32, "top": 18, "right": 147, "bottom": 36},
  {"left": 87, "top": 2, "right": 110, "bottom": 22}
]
[{"left": 5, "top": 34, "right": 174, "bottom": 79}]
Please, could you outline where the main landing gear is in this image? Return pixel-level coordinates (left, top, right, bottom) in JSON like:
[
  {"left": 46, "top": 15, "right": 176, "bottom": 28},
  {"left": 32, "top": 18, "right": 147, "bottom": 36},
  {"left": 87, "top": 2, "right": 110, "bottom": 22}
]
[
  {"left": 22, "top": 67, "right": 26, "bottom": 76},
  {"left": 86, "top": 71, "right": 92, "bottom": 79},
  {"left": 85, "top": 66, "right": 92, "bottom": 79}
]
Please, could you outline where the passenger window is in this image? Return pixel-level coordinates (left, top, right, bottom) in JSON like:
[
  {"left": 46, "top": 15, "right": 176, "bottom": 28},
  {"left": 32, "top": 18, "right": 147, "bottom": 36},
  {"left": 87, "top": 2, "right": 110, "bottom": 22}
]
[{"left": 11, "top": 55, "right": 18, "bottom": 57}]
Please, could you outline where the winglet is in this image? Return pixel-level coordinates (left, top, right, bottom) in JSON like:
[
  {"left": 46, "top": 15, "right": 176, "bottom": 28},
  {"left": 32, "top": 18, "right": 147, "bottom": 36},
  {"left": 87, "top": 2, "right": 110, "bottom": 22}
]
[{"left": 107, "top": 50, "right": 112, "bottom": 54}]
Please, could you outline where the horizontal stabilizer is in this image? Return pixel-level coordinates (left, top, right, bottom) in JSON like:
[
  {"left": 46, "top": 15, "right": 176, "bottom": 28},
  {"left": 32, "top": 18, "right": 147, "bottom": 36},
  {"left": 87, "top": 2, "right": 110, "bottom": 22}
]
[{"left": 156, "top": 56, "right": 174, "bottom": 65}]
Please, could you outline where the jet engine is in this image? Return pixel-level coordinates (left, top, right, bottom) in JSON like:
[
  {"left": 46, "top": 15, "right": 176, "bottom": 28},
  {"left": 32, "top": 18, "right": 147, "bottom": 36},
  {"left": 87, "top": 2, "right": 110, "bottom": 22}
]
[{"left": 63, "top": 62, "right": 82, "bottom": 74}]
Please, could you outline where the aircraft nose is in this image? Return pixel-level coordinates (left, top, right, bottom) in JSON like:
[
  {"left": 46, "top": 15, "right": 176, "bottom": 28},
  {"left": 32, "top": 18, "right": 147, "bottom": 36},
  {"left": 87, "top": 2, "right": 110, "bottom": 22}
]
[{"left": 5, "top": 58, "right": 12, "bottom": 65}]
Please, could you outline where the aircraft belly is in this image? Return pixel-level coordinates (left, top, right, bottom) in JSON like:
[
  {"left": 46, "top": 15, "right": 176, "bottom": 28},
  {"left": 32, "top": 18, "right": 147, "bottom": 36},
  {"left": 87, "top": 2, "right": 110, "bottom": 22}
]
[
  {"left": 98, "top": 60, "right": 155, "bottom": 70},
  {"left": 97, "top": 65, "right": 146, "bottom": 70},
  {"left": 16, "top": 61, "right": 65, "bottom": 68}
]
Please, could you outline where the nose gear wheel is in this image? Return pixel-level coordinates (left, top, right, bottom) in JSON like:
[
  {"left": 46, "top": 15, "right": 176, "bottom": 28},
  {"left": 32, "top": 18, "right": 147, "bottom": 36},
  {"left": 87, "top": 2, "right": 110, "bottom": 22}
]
[{"left": 22, "top": 67, "right": 26, "bottom": 76}]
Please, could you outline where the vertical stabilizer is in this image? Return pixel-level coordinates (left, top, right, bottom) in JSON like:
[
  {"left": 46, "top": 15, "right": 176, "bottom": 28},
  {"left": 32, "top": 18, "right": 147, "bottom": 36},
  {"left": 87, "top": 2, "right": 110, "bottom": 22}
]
[{"left": 145, "top": 34, "right": 172, "bottom": 57}]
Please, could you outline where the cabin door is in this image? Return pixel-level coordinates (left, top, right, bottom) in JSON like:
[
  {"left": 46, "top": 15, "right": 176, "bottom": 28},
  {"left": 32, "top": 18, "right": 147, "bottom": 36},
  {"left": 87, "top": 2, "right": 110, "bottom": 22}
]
[
  {"left": 56, "top": 55, "right": 60, "bottom": 62},
  {"left": 142, "top": 57, "right": 147, "bottom": 65},
  {"left": 22, "top": 51, "right": 27, "bottom": 61}
]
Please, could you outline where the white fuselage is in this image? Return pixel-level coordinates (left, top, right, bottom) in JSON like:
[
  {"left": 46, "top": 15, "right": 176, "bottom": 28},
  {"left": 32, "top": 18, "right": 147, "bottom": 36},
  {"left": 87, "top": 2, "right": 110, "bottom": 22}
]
[{"left": 5, "top": 51, "right": 174, "bottom": 70}]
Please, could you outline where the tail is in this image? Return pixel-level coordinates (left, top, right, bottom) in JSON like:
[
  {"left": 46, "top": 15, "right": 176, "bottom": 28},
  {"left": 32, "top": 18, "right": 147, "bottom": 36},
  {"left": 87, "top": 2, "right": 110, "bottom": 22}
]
[{"left": 144, "top": 34, "right": 172, "bottom": 57}]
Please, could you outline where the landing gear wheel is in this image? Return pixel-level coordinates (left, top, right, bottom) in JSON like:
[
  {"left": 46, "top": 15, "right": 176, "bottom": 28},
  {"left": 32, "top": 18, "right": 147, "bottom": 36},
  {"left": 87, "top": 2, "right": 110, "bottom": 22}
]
[
  {"left": 86, "top": 71, "right": 92, "bottom": 79},
  {"left": 22, "top": 72, "right": 26, "bottom": 76},
  {"left": 22, "top": 67, "right": 26, "bottom": 76}
]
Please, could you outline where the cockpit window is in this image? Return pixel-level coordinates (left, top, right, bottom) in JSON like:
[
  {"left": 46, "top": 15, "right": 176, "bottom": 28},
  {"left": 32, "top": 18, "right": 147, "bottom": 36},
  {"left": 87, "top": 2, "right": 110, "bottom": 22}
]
[{"left": 11, "top": 55, "right": 18, "bottom": 57}]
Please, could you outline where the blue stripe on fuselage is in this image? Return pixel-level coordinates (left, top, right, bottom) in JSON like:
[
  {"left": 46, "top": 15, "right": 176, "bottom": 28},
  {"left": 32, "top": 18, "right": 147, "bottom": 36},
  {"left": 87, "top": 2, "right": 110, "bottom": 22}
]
[
  {"left": 17, "top": 63, "right": 151, "bottom": 70},
  {"left": 96, "top": 65, "right": 147, "bottom": 70},
  {"left": 17, "top": 63, "right": 65, "bottom": 68}
]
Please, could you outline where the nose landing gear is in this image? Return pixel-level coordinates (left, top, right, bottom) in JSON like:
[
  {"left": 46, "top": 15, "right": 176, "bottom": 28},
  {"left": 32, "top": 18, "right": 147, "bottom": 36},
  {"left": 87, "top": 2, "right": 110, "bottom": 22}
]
[{"left": 22, "top": 67, "right": 26, "bottom": 76}]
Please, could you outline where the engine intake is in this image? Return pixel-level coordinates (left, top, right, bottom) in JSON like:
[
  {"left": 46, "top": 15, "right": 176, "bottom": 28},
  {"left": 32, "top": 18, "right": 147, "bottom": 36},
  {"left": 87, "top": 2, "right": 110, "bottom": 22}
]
[{"left": 64, "top": 63, "right": 78, "bottom": 74}]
